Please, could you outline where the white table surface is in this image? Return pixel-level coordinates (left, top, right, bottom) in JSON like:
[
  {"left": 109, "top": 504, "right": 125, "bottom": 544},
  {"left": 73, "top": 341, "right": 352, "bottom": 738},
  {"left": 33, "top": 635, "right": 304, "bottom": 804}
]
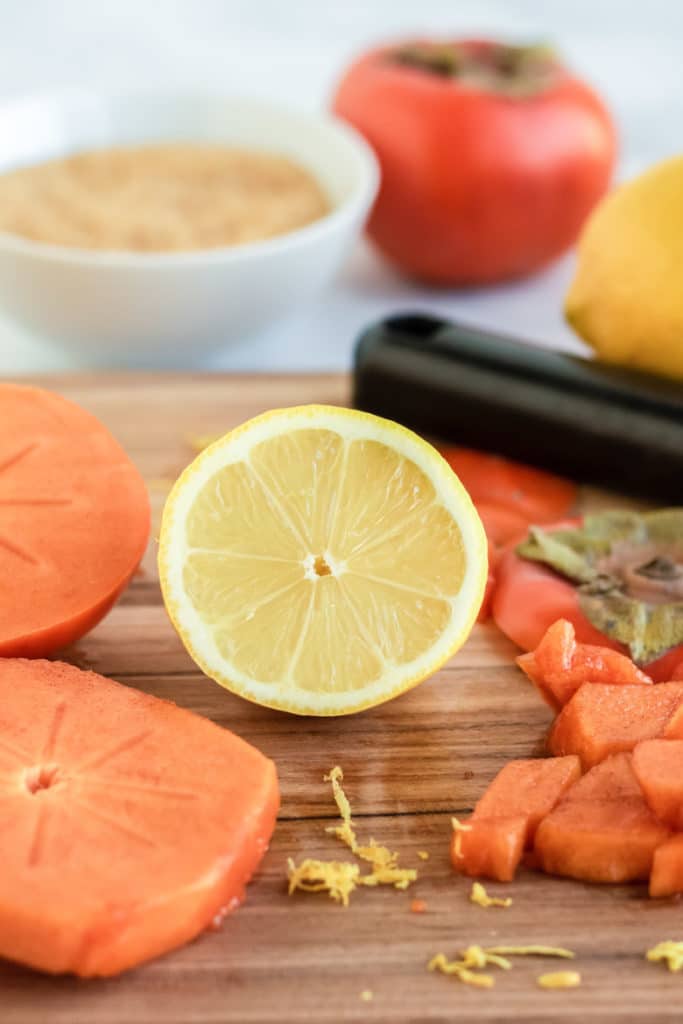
[{"left": 0, "top": 0, "right": 680, "bottom": 374}]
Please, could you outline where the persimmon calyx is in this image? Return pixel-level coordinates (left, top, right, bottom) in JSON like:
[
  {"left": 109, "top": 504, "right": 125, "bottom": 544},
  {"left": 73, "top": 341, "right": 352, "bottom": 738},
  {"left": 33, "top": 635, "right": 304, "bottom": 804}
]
[
  {"left": 390, "top": 41, "right": 560, "bottom": 97},
  {"left": 516, "top": 510, "right": 683, "bottom": 664}
]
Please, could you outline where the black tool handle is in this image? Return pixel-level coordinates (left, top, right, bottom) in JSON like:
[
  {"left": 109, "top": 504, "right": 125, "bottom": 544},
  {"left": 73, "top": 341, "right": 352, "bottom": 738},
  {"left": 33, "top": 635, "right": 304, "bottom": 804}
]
[{"left": 353, "top": 314, "right": 683, "bottom": 502}]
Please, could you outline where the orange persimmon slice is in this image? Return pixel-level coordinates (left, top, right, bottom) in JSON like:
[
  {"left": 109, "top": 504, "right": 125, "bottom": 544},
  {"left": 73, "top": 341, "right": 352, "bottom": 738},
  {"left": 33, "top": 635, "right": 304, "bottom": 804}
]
[
  {"left": 451, "top": 816, "right": 528, "bottom": 883},
  {"left": 471, "top": 756, "right": 581, "bottom": 846},
  {"left": 0, "top": 384, "right": 150, "bottom": 656},
  {"left": 517, "top": 619, "right": 653, "bottom": 711},
  {"left": 450, "top": 757, "right": 581, "bottom": 881},
  {"left": 492, "top": 543, "right": 683, "bottom": 683},
  {"left": 548, "top": 682, "right": 683, "bottom": 769},
  {"left": 437, "top": 447, "right": 577, "bottom": 524},
  {"left": 0, "top": 658, "right": 279, "bottom": 977},
  {"left": 650, "top": 835, "right": 683, "bottom": 898},
  {"left": 535, "top": 753, "right": 669, "bottom": 884},
  {"left": 632, "top": 739, "right": 683, "bottom": 831}
]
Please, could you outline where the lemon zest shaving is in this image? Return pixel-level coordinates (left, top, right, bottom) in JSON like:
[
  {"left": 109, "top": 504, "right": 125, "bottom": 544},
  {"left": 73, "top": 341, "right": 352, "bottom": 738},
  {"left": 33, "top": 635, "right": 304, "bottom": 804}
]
[
  {"left": 417, "top": 850, "right": 430, "bottom": 861},
  {"left": 324, "top": 766, "right": 417, "bottom": 891},
  {"left": 428, "top": 953, "right": 495, "bottom": 989},
  {"left": 288, "top": 767, "right": 417, "bottom": 905},
  {"left": 324, "top": 766, "right": 359, "bottom": 851},
  {"left": 359, "top": 990, "right": 373, "bottom": 1002},
  {"left": 470, "top": 882, "right": 512, "bottom": 909},
  {"left": 459, "top": 945, "right": 512, "bottom": 970},
  {"left": 355, "top": 839, "right": 417, "bottom": 890},
  {"left": 537, "top": 971, "right": 581, "bottom": 989},
  {"left": 286, "top": 857, "right": 359, "bottom": 907},
  {"left": 451, "top": 816, "right": 472, "bottom": 860},
  {"left": 429, "top": 944, "right": 576, "bottom": 990},
  {"left": 486, "top": 945, "right": 575, "bottom": 960},
  {"left": 646, "top": 941, "right": 683, "bottom": 972}
]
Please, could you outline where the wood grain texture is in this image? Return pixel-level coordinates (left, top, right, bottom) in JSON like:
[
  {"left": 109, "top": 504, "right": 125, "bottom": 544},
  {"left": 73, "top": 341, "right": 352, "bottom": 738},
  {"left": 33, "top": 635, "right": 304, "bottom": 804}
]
[{"left": 2, "top": 373, "right": 678, "bottom": 1024}]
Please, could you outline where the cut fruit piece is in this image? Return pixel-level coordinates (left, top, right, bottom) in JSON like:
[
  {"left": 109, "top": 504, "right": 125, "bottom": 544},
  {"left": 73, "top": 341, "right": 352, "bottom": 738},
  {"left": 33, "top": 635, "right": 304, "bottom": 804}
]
[
  {"left": 517, "top": 619, "right": 653, "bottom": 711},
  {"left": 492, "top": 536, "right": 606, "bottom": 654},
  {"left": 0, "top": 383, "right": 150, "bottom": 657},
  {"left": 0, "top": 658, "right": 279, "bottom": 977},
  {"left": 547, "top": 682, "right": 683, "bottom": 769},
  {"left": 471, "top": 756, "right": 581, "bottom": 845},
  {"left": 632, "top": 739, "right": 683, "bottom": 829},
  {"left": 475, "top": 502, "right": 531, "bottom": 549},
  {"left": 663, "top": 702, "right": 683, "bottom": 738},
  {"left": 492, "top": 523, "right": 683, "bottom": 683},
  {"left": 450, "top": 816, "right": 528, "bottom": 883},
  {"left": 159, "top": 405, "right": 487, "bottom": 715},
  {"left": 437, "top": 447, "right": 577, "bottom": 524},
  {"left": 451, "top": 758, "right": 581, "bottom": 882},
  {"left": 477, "top": 545, "right": 497, "bottom": 623},
  {"left": 534, "top": 753, "right": 669, "bottom": 883},
  {"left": 650, "top": 835, "right": 683, "bottom": 898}
]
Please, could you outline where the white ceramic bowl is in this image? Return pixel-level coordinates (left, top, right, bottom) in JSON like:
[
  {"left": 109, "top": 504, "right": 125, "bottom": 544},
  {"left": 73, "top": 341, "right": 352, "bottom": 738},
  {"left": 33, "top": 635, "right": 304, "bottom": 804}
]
[{"left": 0, "top": 93, "right": 379, "bottom": 366}]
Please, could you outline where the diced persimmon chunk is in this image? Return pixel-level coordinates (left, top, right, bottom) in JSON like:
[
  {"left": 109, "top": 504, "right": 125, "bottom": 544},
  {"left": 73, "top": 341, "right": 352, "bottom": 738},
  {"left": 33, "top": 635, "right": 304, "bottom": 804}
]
[
  {"left": 517, "top": 619, "right": 652, "bottom": 711},
  {"left": 450, "top": 816, "right": 527, "bottom": 883},
  {"left": 472, "top": 756, "right": 581, "bottom": 845},
  {"left": 534, "top": 754, "right": 670, "bottom": 884},
  {"left": 650, "top": 835, "right": 683, "bottom": 898},
  {"left": 548, "top": 682, "right": 683, "bottom": 769},
  {"left": 450, "top": 757, "right": 581, "bottom": 882},
  {"left": 633, "top": 739, "right": 683, "bottom": 830},
  {"left": 663, "top": 702, "right": 683, "bottom": 737}
]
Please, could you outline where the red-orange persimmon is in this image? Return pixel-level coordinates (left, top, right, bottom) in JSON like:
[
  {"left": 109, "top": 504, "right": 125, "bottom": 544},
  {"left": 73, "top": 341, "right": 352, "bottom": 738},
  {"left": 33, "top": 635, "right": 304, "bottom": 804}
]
[{"left": 333, "top": 38, "right": 616, "bottom": 284}]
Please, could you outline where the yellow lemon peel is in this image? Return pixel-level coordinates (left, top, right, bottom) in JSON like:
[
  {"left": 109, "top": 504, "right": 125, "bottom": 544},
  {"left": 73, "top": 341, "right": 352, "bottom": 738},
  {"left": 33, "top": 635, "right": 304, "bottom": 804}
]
[
  {"left": 324, "top": 766, "right": 358, "bottom": 850},
  {"left": 286, "top": 857, "right": 359, "bottom": 907},
  {"left": 288, "top": 767, "right": 417, "bottom": 905},
  {"left": 485, "top": 945, "right": 575, "bottom": 960},
  {"left": 646, "top": 941, "right": 683, "bottom": 972},
  {"left": 467, "top": 946, "right": 513, "bottom": 970},
  {"left": 324, "top": 766, "right": 416, "bottom": 890},
  {"left": 537, "top": 971, "right": 581, "bottom": 990},
  {"left": 470, "top": 882, "right": 512, "bottom": 909},
  {"left": 359, "top": 990, "right": 373, "bottom": 1002},
  {"left": 428, "top": 953, "right": 495, "bottom": 989},
  {"left": 429, "top": 944, "right": 577, "bottom": 990},
  {"left": 451, "top": 816, "right": 472, "bottom": 860},
  {"left": 417, "top": 850, "right": 430, "bottom": 861}
]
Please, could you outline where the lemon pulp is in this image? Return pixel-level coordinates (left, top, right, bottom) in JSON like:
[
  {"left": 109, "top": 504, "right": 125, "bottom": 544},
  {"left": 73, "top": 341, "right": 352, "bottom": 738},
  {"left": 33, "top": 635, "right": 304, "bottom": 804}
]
[{"left": 160, "top": 407, "right": 486, "bottom": 714}]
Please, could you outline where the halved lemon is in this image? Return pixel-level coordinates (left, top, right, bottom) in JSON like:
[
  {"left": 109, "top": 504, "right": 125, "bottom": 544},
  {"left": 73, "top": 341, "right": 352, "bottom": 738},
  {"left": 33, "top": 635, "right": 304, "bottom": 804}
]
[{"left": 159, "top": 406, "right": 487, "bottom": 715}]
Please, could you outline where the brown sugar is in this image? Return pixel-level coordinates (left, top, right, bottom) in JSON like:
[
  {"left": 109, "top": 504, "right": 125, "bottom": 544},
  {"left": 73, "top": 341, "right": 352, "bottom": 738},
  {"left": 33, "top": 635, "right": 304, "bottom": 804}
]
[{"left": 0, "top": 144, "right": 330, "bottom": 252}]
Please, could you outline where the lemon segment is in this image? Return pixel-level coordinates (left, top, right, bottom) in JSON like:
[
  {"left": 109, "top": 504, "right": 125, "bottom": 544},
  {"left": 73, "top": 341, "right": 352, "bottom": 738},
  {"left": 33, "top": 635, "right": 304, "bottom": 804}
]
[{"left": 159, "top": 405, "right": 487, "bottom": 715}]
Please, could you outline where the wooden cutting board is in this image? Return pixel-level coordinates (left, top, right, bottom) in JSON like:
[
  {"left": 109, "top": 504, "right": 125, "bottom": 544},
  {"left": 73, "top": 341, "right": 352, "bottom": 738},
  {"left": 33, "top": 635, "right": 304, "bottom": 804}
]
[{"left": 3, "top": 373, "right": 679, "bottom": 1024}]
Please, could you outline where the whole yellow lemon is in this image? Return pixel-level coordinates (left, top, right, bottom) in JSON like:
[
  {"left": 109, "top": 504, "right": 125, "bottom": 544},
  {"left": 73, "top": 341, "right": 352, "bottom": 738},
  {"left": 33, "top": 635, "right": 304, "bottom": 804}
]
[{"left": 565, "top": 155, "right": 683, "bottom": 382}]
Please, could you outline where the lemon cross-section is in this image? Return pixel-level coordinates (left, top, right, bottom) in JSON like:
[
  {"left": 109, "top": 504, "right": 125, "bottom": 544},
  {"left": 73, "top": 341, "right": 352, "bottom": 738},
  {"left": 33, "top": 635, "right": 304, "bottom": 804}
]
[{"left": 159, "top": 406, "right": 487, "bottom": 715}]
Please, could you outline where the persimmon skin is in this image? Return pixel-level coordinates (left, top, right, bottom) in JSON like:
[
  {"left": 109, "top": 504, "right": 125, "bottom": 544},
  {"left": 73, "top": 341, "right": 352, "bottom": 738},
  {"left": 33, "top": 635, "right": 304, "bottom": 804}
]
[
  {"left": 436, "top": 447, "right": 577, "bottom": 623},
  {"left": 0, "top": 577, "right": 139, "bottom": 659},
  {"left": 0, "top": 384, "right": 150, "bottom": 657},
  {"left": 439, "top": 447, "right": 577, "bottom": 525},
  {"left": 333, "top": 39, "right": 616, "bottom": 285}
]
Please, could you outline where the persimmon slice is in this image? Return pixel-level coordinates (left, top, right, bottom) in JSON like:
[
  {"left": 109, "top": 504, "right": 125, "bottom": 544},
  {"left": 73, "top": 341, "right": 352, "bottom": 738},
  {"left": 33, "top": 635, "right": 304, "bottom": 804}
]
[
  {"left": 0, "top": 384, "right": 150, "bottom": 656},
  {"left": 534, "top": 754, "right": 669, "bottom": 884},
  {"left": 0, "top": 658, "right": 279, "bottom": 977}
]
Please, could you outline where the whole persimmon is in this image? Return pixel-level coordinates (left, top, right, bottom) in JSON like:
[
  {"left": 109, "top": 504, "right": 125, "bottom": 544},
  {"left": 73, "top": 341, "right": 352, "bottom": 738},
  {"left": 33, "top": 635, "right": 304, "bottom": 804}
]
[{"left": 333, "top": 38, "right": 616, "bottom": 285}]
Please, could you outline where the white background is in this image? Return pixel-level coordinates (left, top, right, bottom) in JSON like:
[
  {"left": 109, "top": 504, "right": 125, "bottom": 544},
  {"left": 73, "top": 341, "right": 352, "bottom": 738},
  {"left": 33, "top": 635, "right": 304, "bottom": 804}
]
[{"left": 0, "top": 0, "right": 681, "bottom": 373}]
